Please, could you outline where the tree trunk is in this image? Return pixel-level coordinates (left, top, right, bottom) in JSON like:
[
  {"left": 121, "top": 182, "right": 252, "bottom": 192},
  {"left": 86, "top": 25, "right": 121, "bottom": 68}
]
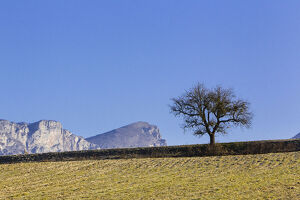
[{"left": 209, "top": 134, "right": 215, "bottom": 146}]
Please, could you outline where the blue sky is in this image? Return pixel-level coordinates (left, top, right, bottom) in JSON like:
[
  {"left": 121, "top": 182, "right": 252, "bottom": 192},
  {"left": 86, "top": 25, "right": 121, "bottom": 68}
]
[{"left": 0, "top": 1, "right": 300, "bottom": 145}]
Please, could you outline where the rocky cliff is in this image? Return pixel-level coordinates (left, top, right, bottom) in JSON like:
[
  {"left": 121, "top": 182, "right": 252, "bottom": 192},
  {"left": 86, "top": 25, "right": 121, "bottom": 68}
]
[
  {"left": 86, "top": 121, "right": 167, "bottom": 149},
  {"left": 0, "top": 120, "right": 99, "bottom": 155}
]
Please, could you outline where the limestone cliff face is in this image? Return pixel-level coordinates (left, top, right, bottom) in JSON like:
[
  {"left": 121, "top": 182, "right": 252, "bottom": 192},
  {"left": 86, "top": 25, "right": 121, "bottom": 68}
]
[
  {"left": 86, "top": 122, "right": 167, "bottom": 149},
  {"left": 0, "top": 120, "right": 99, "bottom": 155}
]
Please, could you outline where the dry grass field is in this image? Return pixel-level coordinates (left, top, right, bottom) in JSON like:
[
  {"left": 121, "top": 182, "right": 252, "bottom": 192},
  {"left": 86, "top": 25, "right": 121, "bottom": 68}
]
[{"left": 0, "top": 151, "right": 299, "bottom": 199}]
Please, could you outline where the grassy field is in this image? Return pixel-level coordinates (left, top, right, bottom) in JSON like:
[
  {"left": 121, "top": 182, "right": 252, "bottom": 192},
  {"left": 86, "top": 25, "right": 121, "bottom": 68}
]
[{"left": 0, "top": 152, "right": 299, "bottom": 199}]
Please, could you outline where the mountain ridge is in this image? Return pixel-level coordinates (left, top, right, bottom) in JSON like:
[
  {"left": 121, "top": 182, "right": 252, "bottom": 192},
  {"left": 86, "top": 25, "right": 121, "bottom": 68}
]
[
  {"left": 0, "top": 119, "right": 99, "bottom": 155},
  {"left": 0, "top": 119, "right": 167, "bottom": 155},
  {"left": 86, "top": 121, "right": 167, "bottom": 149}
]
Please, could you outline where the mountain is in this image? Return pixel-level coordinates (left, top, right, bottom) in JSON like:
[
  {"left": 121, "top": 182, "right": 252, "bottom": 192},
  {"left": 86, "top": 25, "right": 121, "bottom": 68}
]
[
  {"left": 86, "top": 121, "right": 167, "bottom": 149},
  {"left": 292, "top": 133, "right": 300, "bottom": 139},
  {"left": 0, "top": 120, "right": 99, "bottom": 155},
  {"left": 0, "top": 120, "right": 168, "bottom": 156}
]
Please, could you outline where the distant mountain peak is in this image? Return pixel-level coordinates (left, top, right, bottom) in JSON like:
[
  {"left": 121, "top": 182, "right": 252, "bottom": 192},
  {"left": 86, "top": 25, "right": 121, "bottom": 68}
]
[
  {"left": 130, "top": 121, "right": 149, "bottom": 125},
  {"left": 122, "top": 121, "right": 156, "bottom": 129},
  {"left": 86, "top": 122, "right": 167, "bottom": 149}
]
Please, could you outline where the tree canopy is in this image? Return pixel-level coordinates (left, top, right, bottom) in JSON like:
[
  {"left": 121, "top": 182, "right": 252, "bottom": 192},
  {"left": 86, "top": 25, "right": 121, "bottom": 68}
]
[{"left": 170, "top": 83, "right": 252, "bottom": 145}]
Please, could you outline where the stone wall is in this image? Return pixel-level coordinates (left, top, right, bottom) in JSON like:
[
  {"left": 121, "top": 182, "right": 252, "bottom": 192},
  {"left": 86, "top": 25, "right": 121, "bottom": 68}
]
[{"left": 0, "top": 139, "right": 299, "bottom": 164}]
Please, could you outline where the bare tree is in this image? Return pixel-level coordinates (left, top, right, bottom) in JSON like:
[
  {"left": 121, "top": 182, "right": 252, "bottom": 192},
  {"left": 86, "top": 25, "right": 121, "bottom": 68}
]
[{"left": 170, "top": 83, "right": 252, "bottom": 145}]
